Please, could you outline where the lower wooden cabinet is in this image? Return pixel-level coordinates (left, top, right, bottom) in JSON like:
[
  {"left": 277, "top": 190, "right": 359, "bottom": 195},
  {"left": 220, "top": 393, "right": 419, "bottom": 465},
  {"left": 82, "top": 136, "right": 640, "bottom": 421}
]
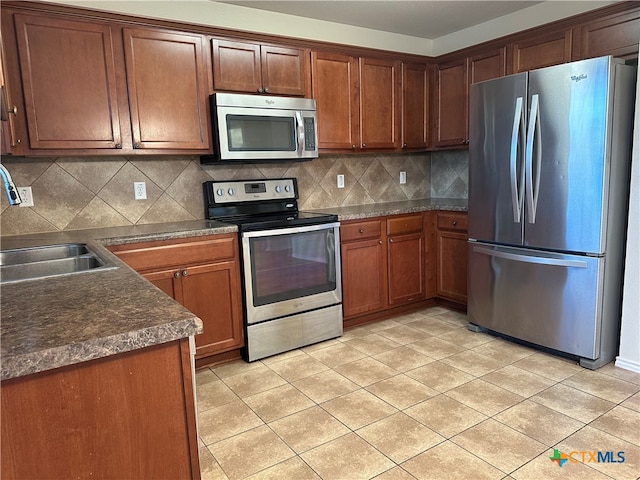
[
  {"left": 341, "top": 214, "right": 425, "bottom": 320},
  {"left": 436, "top": 212, "right": 468, "bottom": 304},
  {"left": 108, "top": 234, "right": 244, "bottom": 361},
  {"left": 1, "top": 339, "right": 200, "bottom": 480}
]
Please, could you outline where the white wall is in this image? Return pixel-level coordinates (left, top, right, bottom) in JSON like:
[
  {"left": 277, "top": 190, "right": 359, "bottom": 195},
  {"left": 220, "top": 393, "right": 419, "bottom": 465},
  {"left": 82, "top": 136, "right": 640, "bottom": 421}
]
[
  {"left": 616, "top": 42, "right": 640, "bottom": 373},
  {"left": 45, "top": 0, "right": 612, "bottom": 56}
]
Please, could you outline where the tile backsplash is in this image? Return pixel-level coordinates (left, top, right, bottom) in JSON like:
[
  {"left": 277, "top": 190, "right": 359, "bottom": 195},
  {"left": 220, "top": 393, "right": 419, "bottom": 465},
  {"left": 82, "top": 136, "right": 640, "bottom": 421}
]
[{"left": 0, "top": 151, "right": 468, "bottom": 236}]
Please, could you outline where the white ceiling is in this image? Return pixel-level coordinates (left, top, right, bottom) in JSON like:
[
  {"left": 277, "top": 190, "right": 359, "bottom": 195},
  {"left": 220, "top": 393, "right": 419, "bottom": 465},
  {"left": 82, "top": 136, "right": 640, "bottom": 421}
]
[{"left": 218, "top": 1, "right": 546, "bottom": 39}]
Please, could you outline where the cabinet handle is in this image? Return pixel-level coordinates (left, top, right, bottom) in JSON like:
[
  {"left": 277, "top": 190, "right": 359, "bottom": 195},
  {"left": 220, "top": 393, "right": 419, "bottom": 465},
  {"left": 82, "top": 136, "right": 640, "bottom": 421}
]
[
  {"left": 182, "top": 270, "right": 188, "bottom": 276},
  {"left": 133, "top": 143, "right": 141, "bottom": 149},
  {"left": 389, "top": 238, "right": 394, "bottom": 243},
  {"left": 7, "top": 105, "right": 17, "bottom": 115},
  {"left": 264, "top": 87, "right": 270, "bottom": 93},
  {"left": 173, "top": 271, "right": 180, "bottom": 279},
  {"left": 452, "top": 221, "right": 457, "bottom": 226},
  {"left": 352, "top": 144, "right": 357, "bottom": 149},
  {"left": 115, "top": 143, "right": 122, "bottom": 149},
  {"left": 403, "top": 143, "right": 407, "bottom": 148},
  {"left": 359, "top": 228, "right": 364, "bottom": 233},
  {"left": 362, "top": 143, "right": 367, "bottom": 148},
  {"left": 379, "top": 240, "right": 383, "bottom": 244},
  {"left": 258, "top": 87, "right": 264, "bottom": 93}
]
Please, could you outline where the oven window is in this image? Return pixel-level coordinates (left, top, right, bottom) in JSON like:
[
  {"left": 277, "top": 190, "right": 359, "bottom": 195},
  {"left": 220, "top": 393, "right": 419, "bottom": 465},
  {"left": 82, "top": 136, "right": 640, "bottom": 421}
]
[
  {"left": 248, "top": 229, "right": 337, "bottom": 306},
  {"left": 227, "top": 115, "right": 296, "bottom": 151}
]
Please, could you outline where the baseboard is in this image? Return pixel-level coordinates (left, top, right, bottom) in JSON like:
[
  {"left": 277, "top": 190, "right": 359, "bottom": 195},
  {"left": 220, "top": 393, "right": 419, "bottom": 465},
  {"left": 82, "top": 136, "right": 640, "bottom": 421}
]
[{"left": 615, "top": 355, "right": 640, "bottom": 373}]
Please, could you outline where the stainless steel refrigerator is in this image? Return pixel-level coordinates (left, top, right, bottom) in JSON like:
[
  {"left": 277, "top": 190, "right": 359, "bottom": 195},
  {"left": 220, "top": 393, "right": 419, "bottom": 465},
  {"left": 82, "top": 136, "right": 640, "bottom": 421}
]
[{"left": 467, "top": 56, "right": 636, "bottom": 369}]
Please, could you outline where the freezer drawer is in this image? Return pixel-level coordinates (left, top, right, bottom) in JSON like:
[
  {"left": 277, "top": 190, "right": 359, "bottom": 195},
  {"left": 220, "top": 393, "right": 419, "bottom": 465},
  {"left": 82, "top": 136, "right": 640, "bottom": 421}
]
[{"left": 467, "top": 242, "right": 604, "bottom": 360}]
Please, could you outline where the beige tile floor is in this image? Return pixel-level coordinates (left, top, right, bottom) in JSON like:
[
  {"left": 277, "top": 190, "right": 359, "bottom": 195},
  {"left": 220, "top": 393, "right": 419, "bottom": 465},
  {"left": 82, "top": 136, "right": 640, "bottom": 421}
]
[{"left": 195, "top": 306, "right": 640, "bottom": 480}]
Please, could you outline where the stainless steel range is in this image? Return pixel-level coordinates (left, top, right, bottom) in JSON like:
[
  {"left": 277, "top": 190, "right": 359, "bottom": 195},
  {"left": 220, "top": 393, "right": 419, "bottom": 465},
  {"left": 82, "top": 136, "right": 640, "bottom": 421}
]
[{"left": 203, "top": 178, "right": 342, "bottom": 361}]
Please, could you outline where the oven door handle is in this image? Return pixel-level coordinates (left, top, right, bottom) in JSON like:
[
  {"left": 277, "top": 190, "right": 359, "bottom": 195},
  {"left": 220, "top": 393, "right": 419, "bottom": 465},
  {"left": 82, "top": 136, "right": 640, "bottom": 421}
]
[{"left": 241, "top": 222, "right": 341, "bottom": 238}]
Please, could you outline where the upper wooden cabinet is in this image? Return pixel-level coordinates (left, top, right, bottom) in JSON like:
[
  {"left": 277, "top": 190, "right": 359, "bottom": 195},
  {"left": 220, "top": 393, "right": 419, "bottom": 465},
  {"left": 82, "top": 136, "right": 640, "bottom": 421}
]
[
  {"left": 0, "top": 32, "right": 22, "bottom": 155},
  {"left": 432, "top": 57, "right": 469, "bottom": 147},
  {"left": 359, "top": 57, "right": 401, "bottom": 150},
  {"left": 312, "top": 51, "right": 400, "bottom": 151},
  {"left": 13, "top": 13, "right": 123, "bottom": 151},
  {"left": 123, "top": 28, "right": 210, "bottom": 150},
  {"left": 212, "top": 38, "right": 310, "bottom": 96},
  {"left": 572, "top": 7, "right": 640, "bottom": 61},
  {"left": 509, "top": 29, "right": 572, "bottom": 73},
  {"left": 469, "top": 47, "right": 507, "bottom": 85},
  {"left": 311, "top": 51, "right": 360, "bottom": 150},
  {"left": 401, "top": 62, "right": 429, "bottom": 149},
  {"left": 3, "top": 10, "right": 211, "bottom": 155}
]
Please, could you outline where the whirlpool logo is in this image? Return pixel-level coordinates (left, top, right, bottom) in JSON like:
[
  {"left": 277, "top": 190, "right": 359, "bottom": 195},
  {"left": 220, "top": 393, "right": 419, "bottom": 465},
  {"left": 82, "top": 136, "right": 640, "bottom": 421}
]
[
  {"left": 571, "top": 74, "right": 588, "bottom": 82},
  {"left": 549, "top": 449, "right": 625, "bottom": 467}
]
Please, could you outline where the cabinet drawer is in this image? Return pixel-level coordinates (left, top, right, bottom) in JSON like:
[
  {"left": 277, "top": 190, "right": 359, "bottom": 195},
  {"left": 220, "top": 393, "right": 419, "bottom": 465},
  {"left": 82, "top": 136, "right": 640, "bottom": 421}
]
[
  {"left": 111, "top": 236, "right": 236, "bottom": 272},
  {"left": 437, "top": 213, "right": 468, "bottom": 232},
  {"left": 341, "top": 220, "right": 382, "bottom": 242},
  {"left": 387, "top": 214, "right": 423, "bottom": 235}
]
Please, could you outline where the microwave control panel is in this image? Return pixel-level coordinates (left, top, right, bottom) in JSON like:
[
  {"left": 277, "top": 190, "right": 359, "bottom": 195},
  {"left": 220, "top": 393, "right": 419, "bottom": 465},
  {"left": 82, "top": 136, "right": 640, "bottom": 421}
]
[{"left": 304, "top": 118, "right": 316, "bottom": 151}]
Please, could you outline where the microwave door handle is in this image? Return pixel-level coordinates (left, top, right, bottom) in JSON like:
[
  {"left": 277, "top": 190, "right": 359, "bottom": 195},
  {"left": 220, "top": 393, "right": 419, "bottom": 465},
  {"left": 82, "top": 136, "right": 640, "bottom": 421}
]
[{"left": 295, "top": 111, "right": 305, "bottom": 154}]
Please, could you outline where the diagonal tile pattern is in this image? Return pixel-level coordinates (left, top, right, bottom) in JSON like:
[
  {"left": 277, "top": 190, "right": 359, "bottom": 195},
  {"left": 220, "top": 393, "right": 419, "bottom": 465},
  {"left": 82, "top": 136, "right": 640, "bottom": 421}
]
[
  {"left": 1, "top": 151, "right": 470, "bottom": 236},
  {"left": 195, "top": 306, "right": 640, "bottom": 479}
]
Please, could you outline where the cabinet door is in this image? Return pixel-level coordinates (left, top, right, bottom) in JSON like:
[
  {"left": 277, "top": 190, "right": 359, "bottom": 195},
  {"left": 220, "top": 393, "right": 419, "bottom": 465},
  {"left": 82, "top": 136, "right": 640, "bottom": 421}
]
[
  {"left": 572, "top": 8, "right": 640, "bottom": 60},
  {"left": 341, "top": 238, "right": 387, "bottom": 317},
  {"left": 359, "top": 57, "right": 400, "bottom": 149},
  {"left": 401, "top": 62, "right": 429, "bottom": 149},
  {"left": 437, "top": 230, "right": 468, "bottom": 304},
  {"left": 433, "top": 57, "right": 468, "bottom": 147},
  {"left": 311, "top": 51, "right": 359, "bottom": 150},
  {"left": 260, "top": 45, "right": 309, "bottom": 96},
  {"left": 510, "top": 29, "right": 572, "bottom": 73},
  {"left": 211, "top": 38, "right": 262, "bottom": 93},
  {"left": 388, "top": 232, "right": 424, "bottom": 305},
  {"left": 123, "top": 28, "right": 210, "bottom": 150},
  {"left": 13, "top": 14, "right": 122, "bottom": 150},
  {"left": 470, "top": 47, "right": 506, "bottom": 84},
  {"left": 181, "top": 261, "right": 243, "bottom": 357},
  {"left": 143, "top": 269, "right": 181, "bottom": 299},
  {"left": 0, "top": 32, "right": 23, "bottom": 155}
]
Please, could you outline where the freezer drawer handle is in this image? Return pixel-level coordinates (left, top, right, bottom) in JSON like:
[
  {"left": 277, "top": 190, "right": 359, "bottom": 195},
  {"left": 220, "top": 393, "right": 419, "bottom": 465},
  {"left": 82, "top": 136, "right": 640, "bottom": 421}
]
[
  {"left": 473, "top": 245, "right": 588, "bottom": 268},
  {"left": 525, "top": 94, "right": 542, "bottom": 224},
  {"left": 510, "top": 96, "right": 525, "bottom": 222}
]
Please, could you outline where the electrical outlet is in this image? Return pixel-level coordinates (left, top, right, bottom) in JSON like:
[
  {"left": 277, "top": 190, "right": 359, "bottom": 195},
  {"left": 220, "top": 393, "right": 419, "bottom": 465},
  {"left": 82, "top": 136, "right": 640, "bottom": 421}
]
[
  {"left": 399, "top": 171, "right": 407, "bottom": 184},
  {"left": 17, "top": 186, "right": 34, "bottom": 207},
  {"left": 134, "top": 181, "right": 147, "bottom": 200},
  {"left": 337, "top": 174, "right": 345, "bottom": 189}
]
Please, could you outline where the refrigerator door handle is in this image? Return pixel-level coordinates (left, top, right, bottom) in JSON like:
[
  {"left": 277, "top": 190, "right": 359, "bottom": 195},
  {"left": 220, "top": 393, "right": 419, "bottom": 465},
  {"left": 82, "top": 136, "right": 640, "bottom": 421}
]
[
  {"left": 473, "top": 245, "right": 588, "bottom": 268},
  {"left": 510, "top": 96, "right": 525, "bottom": 222},
  {"left": 525, "top": 94, "right": 542, "bottom": 224}
]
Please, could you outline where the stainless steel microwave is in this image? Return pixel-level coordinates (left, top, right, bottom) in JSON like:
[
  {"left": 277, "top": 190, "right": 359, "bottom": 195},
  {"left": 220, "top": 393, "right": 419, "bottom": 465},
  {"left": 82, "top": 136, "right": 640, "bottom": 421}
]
[{"left": 201, "top": 93, "right": 318, "bottom": 163}]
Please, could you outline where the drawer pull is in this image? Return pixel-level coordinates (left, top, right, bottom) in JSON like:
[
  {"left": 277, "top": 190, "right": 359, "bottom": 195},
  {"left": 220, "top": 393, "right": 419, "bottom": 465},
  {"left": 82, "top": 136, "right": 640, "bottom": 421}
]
[
  {"left": 359, "top": 228, "right": 365, "bottom": 233},
  {"left": 379, "top": 240, "right": 383, "bottom": 245},
  {"left": 452, "top": 221, "right": 457, "bottom": 226},
  {"left": 182, "top": 270, "right": 188, "bottom": 276},
  {"left": 173, "top": 271, "right": 180, "bottom": 279},
  {"left": 389, "top": 238, "right": 394, "bottom": 243}
]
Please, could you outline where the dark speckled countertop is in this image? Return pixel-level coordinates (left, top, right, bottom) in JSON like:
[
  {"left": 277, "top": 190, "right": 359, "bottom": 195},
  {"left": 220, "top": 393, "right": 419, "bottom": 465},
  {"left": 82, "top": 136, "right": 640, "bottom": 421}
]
[
  {"left": 0, "top": 220, "right": 234, "bottom": 381},
  {"left": 1, "top": 201, "right": 466, "bottom": 381}
]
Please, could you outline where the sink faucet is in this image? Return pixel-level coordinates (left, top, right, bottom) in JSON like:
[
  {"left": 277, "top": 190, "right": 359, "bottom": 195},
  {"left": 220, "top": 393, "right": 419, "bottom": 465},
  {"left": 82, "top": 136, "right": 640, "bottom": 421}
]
[{"left": 0, "top": 163, "right": 22, "bottom": 205}]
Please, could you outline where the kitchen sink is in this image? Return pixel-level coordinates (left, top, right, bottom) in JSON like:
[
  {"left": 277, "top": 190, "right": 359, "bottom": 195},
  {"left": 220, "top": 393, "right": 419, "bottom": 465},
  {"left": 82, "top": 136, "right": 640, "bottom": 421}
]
[
  {"left": 0, "top": 243, "right": 90, "bottom": 266},
  {"left": 0, "top": 243, "right": 116, "bottom": 283}
]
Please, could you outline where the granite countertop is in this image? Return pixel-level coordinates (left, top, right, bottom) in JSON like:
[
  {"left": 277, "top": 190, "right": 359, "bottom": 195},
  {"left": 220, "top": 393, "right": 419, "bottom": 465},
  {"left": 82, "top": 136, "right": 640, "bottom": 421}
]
[
  {"left": 1, "top": 201, "right": 465, "bottom": 381},
  {"left": 0, "top": 220, "right": 234, "bottom": 381}
]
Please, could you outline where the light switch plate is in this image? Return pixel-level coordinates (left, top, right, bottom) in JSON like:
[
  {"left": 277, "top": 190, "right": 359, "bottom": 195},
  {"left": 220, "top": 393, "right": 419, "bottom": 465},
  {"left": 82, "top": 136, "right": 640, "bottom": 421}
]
[
  {"left": 337, "top": 174, "right": 345, "bottom": 188},
  {"left": 400, "top": 171, "right": 407, "bottom": 184}
]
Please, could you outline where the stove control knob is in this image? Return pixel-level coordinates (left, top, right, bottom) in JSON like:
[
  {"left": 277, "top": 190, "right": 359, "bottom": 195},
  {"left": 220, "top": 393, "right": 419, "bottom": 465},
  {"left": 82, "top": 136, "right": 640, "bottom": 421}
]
[
  {"left": 228, "top": 188, "right": 235, "bottom": 196},
  {"left": 275, "top": 185, "right": 282, "bottom": 193},
  {"left": 216, "top": 188, "right": 224, "bottom": 196},
  {"left": 284, "top": 184, "right": 291, "bottom": 193}
]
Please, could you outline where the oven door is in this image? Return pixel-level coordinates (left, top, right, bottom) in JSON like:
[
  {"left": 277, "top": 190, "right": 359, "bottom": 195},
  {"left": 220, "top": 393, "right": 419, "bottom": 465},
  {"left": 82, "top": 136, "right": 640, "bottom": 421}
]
[{"left": 241, "top": 222, "right": 341, "bottom": 324}]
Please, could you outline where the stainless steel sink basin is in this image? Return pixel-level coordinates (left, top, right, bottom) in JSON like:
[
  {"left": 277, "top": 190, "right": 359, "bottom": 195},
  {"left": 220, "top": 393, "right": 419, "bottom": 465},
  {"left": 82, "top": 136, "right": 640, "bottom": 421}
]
[
  {"left": 0, "top": 243, "right": 116, "bottom": 283},
  {"left": 0, "top": 243, "right": 90, "bottom": 266}
]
